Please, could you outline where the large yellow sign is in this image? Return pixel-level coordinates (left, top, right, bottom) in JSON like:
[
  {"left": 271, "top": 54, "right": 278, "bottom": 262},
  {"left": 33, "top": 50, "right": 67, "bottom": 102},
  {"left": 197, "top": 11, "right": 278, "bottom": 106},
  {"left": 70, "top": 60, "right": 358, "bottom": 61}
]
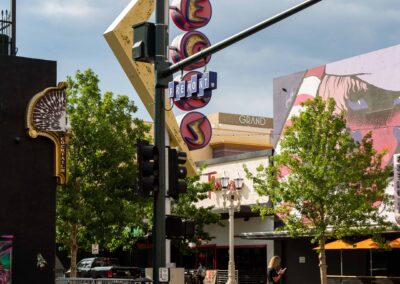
[{"left": 104, "top": 0, "right": 196, "bottom": 175}]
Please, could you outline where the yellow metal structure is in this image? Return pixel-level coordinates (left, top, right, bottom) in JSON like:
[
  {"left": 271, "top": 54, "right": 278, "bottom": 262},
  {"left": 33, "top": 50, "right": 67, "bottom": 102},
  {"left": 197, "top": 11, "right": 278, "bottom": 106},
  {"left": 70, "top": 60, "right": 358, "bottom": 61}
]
[{"left": 103, "top": 0, "right": 196, "bottom": 175}]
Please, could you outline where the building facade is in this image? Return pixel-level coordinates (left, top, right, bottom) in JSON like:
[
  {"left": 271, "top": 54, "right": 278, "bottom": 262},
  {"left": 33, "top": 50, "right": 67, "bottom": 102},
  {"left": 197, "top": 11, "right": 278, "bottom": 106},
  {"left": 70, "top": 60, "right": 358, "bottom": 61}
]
[{"left": 186, "top": 113, "right": 276, "bottom": 282}]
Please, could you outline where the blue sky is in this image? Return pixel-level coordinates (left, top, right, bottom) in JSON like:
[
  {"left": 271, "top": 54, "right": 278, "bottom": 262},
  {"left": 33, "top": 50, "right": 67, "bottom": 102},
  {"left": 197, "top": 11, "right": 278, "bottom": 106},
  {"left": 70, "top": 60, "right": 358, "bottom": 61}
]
[{"left": 8, "top": 0, "right": 400, "bottom": 121}]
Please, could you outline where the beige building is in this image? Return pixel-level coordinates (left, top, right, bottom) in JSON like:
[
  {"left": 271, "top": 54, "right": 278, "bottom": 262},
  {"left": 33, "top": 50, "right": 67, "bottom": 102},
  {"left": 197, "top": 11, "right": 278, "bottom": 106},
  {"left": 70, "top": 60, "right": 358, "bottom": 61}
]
[
  {"left": 186, "top": 112, "right": 275, "bottom": 282},
  {"left": 181, "top": 112, "right": 273, "bottom": 161}
]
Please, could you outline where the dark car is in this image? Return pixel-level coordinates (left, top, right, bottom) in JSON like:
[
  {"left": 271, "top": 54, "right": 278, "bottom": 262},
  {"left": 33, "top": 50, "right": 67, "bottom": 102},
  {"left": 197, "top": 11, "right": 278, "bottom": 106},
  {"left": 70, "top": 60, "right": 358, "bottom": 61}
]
[{"left": 65, "top": 257, "right": 142, "bottom": 279}]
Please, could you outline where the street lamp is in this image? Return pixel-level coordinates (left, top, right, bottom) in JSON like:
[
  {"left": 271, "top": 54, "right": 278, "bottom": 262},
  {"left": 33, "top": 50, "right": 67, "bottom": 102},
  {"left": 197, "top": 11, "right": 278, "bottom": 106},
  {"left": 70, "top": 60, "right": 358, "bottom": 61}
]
[{"left": 221, "top": 174, "right": 243, "bottom": 284}]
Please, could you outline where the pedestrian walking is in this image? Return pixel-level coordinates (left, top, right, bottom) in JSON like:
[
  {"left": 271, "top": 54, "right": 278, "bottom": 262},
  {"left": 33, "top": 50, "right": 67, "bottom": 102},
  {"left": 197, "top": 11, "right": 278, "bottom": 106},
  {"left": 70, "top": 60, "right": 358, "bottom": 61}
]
[
  {"left": 267, "top": 256, "right": 286, "bottom": 284},
  {"left": 197, "top": 262, "right": 206, "bottom": 284}
]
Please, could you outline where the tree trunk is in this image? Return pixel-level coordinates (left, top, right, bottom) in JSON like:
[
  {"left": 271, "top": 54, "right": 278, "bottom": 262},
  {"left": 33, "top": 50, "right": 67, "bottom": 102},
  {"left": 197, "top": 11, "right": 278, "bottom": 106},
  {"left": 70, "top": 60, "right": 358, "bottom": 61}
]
[
  {"left": 319, "top": 237, "right": 328, "bottom": 284},
  {"left": 70, "top": 223, "right": 78, "bottom": 278}
]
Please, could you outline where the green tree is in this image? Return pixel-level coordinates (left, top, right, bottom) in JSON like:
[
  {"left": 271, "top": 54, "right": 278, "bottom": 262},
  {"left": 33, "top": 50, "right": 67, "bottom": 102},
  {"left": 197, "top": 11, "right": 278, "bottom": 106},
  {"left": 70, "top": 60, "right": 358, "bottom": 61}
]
[
  {"left": 56, "top": 69, "right": 150, "bottom": 277},
  {"left": 172, "top": 167, "right": 222, "bottom": 254},
  {"left": 245, "top": 97, "right": 392, "bottom": 284}
]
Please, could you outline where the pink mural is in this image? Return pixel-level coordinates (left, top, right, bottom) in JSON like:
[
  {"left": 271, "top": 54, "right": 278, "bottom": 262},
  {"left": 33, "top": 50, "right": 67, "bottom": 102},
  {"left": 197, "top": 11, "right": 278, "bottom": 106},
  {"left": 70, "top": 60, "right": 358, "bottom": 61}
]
[
  {"left": 275, "top": 44, "right": 400, "bottom": 168},
  {"left": 273, "top": 44, "right": 400, "bottom": 224}
]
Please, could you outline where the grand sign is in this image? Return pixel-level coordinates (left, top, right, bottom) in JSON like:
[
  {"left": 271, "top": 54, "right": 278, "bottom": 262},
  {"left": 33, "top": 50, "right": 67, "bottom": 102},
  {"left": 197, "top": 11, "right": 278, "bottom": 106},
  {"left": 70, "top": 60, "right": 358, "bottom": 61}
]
[{"left": 218, "top": 113, "right": 273, "bottom": 129}]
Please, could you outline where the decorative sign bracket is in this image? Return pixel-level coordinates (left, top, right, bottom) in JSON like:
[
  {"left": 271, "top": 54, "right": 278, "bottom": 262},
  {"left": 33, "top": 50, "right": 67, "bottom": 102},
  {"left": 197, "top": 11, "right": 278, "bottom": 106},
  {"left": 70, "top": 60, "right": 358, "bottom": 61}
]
[{"left": 26, "top": 82, "right": 69, "bottom": 185}]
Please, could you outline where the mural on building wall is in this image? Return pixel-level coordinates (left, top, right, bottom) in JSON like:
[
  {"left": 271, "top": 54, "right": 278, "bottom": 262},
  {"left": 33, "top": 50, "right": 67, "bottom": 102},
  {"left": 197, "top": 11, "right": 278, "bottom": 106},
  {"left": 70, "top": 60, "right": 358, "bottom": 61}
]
[
  {"left": 0, "top": 235, "right": 12, "bottom": 284},
  {"left": 273, "top": 44, "right": 400, "bottom": 223},
  {"left": 274, "top": 44, "right": 400, "bottom": 168}
]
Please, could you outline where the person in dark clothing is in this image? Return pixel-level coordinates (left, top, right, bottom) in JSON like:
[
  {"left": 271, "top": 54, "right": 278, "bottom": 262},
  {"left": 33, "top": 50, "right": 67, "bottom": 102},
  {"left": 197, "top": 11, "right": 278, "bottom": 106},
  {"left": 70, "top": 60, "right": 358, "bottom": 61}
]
[{"left": 267, "top": 256, "right": 286, "bottom": 283}]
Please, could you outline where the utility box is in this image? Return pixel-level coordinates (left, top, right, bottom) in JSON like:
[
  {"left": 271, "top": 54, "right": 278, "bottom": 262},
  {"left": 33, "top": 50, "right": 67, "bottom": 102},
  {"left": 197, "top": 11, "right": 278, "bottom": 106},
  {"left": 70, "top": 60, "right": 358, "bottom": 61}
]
[
  {"left": 145, "top": 267, "right": 184, "bottom": 284},
  {"left": 132, "top": 22, "right": 155, "bottom": 62}
]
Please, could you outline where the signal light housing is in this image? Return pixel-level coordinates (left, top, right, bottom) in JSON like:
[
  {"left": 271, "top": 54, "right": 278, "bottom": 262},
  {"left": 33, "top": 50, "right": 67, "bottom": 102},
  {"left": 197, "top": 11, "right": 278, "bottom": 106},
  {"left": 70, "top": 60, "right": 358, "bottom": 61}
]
[
  {"left": 167, "top": 148, "right": 188, "bottom": 199},
  {"left": 136, "top": 140, "right": 158, "bottom": 197}
]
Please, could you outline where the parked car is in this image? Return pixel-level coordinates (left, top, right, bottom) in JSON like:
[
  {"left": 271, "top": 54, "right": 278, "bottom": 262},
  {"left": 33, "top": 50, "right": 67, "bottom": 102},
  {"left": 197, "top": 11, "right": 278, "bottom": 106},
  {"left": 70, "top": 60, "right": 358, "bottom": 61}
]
[{"left": 65, "top": 257, "right": 142, "bottom": 279}]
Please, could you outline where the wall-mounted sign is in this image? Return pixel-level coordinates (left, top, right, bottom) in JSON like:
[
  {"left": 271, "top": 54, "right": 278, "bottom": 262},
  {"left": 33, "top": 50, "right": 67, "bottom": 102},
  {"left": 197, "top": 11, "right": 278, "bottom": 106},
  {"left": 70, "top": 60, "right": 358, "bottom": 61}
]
[
  {"left": 26, "top": 82, "right": 69, "bottom": 184},
  {"left": 393, "top": 154, "right": 400, "bottom": 224},
  {"left": 92, "top": 243, "right": 99, "bottom": 255},
  {"left": 218, "top": 113, "right": 273, "bottom": 128},
  {"left": 169, "top": 71, "right": 217, "bottom": 111},
  {"left": 170, "top": 0, "right": 212, "bottom": 31},
  {"left": 159, "top": 267, "right": 170, "bottom": 282},
  {"left": 180, "top": 111, "right": 212, "bottom": 150},
  {"left": 170, "top": 31, "right": 211, "bottom": 71}
]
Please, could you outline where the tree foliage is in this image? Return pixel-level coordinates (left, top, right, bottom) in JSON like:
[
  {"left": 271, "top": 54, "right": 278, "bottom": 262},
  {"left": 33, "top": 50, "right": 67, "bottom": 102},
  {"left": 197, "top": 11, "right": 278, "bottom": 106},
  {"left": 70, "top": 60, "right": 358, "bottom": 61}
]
[
  {"left": 245, "top": 97, "right": 392, "bottom": 284},
  {"left": 172, "top": 166, "right": 222, "bottom": 254},
  {"left": 56, "top": 69, "right": 150, "bottom": 276},
  {"left": 57, "top": 69, "right": 220, "bottom": 274}
]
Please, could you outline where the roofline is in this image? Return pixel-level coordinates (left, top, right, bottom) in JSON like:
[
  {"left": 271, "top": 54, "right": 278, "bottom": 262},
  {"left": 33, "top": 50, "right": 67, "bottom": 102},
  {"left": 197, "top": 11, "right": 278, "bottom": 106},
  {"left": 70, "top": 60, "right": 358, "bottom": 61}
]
[{"left": 196, "top": 149, "right": 273, "bottom": 167}]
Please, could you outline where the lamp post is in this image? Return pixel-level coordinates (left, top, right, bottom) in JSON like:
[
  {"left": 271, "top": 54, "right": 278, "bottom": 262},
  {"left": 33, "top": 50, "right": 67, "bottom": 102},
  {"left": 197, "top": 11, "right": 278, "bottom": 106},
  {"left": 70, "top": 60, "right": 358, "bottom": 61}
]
[{"left": 221, "top": 174, "right": 244, "bottom": 284}]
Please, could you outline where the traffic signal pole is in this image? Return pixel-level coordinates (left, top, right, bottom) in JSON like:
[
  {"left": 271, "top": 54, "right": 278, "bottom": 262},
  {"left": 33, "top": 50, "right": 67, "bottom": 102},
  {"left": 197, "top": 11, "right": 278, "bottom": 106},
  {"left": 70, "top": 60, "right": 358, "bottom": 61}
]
[
  {"left": 152, "top": 0, "right": 321, "bottom": 282},
  {"left": 164, "top": 0, "right": 322, "bottom": 76},
  {"left": 153, "top": 0, "right": 169, "bottom": 283}
]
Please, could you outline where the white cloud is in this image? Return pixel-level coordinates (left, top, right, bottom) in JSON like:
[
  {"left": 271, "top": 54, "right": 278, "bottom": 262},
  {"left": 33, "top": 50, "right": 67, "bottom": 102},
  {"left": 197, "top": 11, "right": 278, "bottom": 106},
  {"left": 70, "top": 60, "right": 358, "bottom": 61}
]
[{"left": 22, "top": 0, "right": 127, "bottom": 19}]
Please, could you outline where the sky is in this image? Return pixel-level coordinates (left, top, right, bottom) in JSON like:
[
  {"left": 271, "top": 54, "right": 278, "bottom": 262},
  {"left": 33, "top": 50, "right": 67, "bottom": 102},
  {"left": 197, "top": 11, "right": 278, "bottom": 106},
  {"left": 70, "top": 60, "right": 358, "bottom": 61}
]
[{"left": 6, "top": 0, "right": 400, "bottom": 121}]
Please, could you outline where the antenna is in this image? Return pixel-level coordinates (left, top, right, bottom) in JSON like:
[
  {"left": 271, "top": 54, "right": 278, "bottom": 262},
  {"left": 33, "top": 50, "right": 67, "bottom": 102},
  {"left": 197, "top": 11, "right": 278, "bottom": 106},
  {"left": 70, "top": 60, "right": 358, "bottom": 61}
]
[{"left": 11, "top": 0, "right": 15, "bottom": 55}]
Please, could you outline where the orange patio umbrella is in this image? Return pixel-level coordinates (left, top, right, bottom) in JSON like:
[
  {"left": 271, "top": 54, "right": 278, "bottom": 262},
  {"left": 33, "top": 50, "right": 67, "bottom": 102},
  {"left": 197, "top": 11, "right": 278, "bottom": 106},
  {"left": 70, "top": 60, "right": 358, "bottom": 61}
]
[
  {"left": 313, "top": 240, "right": 355, "bottom": 276},
  {"left": 389, "top": 238, "right": 400, "bottom": 248},
  {"left": 353, "top": 238, "right": 380, "bottom": 249},
  {"left": 313, "top": 239, "right": 355, "bottom": 250}
]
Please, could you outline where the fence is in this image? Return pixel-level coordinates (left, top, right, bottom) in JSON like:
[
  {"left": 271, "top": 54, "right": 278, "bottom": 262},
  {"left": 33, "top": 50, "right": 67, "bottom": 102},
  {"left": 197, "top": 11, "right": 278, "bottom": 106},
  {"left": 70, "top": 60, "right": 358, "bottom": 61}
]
[
  {"left": 55, "top": 278, "right": 152, "bottom": 284},
  {"left": 215, "top": 270, "right": 238, "bottom": 284}
]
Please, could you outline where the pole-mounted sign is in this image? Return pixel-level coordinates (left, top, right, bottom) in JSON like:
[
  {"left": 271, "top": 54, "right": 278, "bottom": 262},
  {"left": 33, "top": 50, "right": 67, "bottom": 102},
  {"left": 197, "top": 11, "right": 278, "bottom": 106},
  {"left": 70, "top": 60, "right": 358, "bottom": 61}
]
[
  {"left": 180, "top": 111, "right": 212, "bottom": 150},
  {"left": 169, "top": 0, "right": 216, "bottom": 151},
  {"left": 170, "top": 0, "right": 212, "bottom": 31}
]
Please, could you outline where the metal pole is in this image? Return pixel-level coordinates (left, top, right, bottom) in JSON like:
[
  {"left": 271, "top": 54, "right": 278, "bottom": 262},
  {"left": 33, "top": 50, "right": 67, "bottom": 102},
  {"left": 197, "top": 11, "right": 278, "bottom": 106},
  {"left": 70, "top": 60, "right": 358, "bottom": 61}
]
[
  {"left": 165, "top": 0, "right": 321, "bottom": 75},
  {"left": 11, "top": 0, "right": 16, "bottom": 56},
  {"left": 227, "top": 205, "right": 236, "bottom": 284},
  {"left": 153, "top": 0, "right": 169, "bottom": 283}
]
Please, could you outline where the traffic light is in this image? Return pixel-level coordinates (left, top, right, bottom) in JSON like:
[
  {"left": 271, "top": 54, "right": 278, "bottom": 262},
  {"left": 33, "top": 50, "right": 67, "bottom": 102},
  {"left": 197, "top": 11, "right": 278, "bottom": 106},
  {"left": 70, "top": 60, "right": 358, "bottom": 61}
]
[
  {"left": 136, "top": 140, "right": 158, "bottom": 197},
  {"left": 166, "top": 215, "right": 196, "bottom": 239},
  {"left": 182, "top": 220, "right": 195, "bottom": 239},
  {"left": 166, "top": 215, "right": 182, "bottom": 239},
  {"left": 132, "top": 22, "right": 155, "bottom": 62},
  {"left": 167, "top": 148, "right": 188, "bottom": 199}
]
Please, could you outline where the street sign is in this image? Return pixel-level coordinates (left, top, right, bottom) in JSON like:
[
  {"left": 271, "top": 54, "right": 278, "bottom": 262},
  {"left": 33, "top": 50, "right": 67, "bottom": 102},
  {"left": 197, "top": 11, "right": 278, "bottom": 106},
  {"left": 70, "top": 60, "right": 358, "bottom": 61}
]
[
  {"left": 92, "top": 243, "right": 99, "bottom": 255},
  {"left": 159, "top": 267, "right": 170, "bottom": 282}
]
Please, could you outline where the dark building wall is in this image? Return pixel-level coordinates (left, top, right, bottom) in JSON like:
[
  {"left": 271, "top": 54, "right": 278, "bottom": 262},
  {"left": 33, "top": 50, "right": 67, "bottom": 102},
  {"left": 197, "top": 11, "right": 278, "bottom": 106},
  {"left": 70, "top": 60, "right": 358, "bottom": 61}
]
[
  {"left": 275, "top": 238, "right": 320, "bottom": 284},
  {"left": 0, "top": 55, "right": 57, "bottom": 284}
]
